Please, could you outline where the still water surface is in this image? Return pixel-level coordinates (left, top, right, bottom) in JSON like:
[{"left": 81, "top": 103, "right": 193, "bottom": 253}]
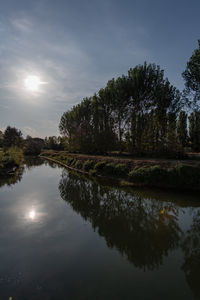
[{"left": 0, "top": 158, "right": 200, "bottom": 300}]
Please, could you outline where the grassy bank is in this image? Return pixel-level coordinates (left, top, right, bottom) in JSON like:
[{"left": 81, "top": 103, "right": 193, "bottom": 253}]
[
  {"left": 0, "top": 147, "right": 24, "bottom": 176},
  {"left": 41, "top": 151, "right": 200, "bottom": 191}
]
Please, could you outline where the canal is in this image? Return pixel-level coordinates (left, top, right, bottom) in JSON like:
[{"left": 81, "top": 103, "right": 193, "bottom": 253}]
[{"left": 0, "top": 158, "right": 199, "bottom": 299}]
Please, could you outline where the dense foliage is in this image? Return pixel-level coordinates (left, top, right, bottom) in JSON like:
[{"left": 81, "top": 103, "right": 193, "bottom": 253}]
[
  {"left": 183, "top": 40, "right": 200, "bottom": 105},
  {"left": 0, "top": 126, "right": 66, "bottom": 154},
  {"left": 0, "top": 147, "right": 23, "bottom": 175},
  {"left": 23, "top": 137, "right": 45, "bottom": 155},
  {"left": 3, "top": 126, "right": 23, "bottom": 149},
  {"left": 60, "top": 62, "right": 197, "bottom": 156},
  {"left": 59, "top": 59, "right": 200, "bottom": 155}
]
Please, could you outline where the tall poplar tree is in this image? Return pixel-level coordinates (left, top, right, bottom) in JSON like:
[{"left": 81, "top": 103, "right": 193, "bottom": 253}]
[
  {"left": 177, "top": 111, "right": 188, "bottom": 149},
  {"left": 189, "top": 111, "right": 200, "bottom": 151},
  {"left": 182, "top": 40, "right": 200, "bottom": 106}
]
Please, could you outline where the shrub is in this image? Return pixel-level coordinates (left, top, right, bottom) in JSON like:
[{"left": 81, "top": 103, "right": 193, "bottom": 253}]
[
  {"left": 129, "top": 167, "right": 150, "bottom": 184},
  {"left": 103, "top": 163, "right": 115, "bottom": 175},
  {"left": 168, "top": 163, "right": 200, "bottom": 187},
  {"left": 89, "top": 169, "right": 97, "bottom": 176},
  {"left": 67, "top": 157, "right": 75, "bottom": 166},
  {"left": 115, "top": 163, "right": 129, "bottom": 176},
  {"left": 94, "top": 161, "right": 107, "bottom": 172},
  {"left": 59, "top": 155, "right": 66, "bottom": 161},
  {"left": 128, "top": 164, "right": 200, "bottom": 189},
  {"left": 0, "top": 147, "right": 23, "bottom": 175},
  {"left": 5, "top": 147, "right": 23, "bottom": 166},
  {"left": 128, "top": 165, "right": 167, "bottom": 185},
  {"left": 83, "top": 160, "right": 95, "bottom": 172},
  {"left": 91, "top": 161, "right": 129, "bottom": 177},
  {"left": 74, "top": 160, "right": 83, "bottom": 169},
  {"left": 93, "top": 162, "right": 129, "bottom": 177}
]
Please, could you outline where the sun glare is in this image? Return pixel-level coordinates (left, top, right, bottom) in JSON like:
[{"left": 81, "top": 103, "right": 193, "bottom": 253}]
[
  {"left": 24, "top": 75, "right": 42, "bottom": 92},
  {"left": 29, "top": 210, "right": 36, "bottom": 220}
]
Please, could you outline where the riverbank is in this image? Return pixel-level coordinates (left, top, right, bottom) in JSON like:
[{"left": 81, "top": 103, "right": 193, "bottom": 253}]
[
  {"left": 0, "top": 147, "right": 24, "bottom": 177},
  {"left": 40, "top": 151, "right": 200, "bottom": 192}
]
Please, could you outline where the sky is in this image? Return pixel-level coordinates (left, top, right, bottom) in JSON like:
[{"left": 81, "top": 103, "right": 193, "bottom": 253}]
[{"left": 0, "top": 0, "right": 200, "bottom": 138}]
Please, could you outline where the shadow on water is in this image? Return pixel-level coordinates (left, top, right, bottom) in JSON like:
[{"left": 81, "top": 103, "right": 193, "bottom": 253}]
[{"left": 59, "top": 169, "right": 200, "bottom": 298}]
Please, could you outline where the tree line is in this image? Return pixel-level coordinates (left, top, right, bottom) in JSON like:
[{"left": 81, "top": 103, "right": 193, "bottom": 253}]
[
  {"left": 59, "top": 40, "right": 200, "bottom": 156},
  {"left": 0, "top": 126, "right": 67, "bottom": 155},
  {"left": 1, "top": 40, "right": 199, "bottom": 157}
]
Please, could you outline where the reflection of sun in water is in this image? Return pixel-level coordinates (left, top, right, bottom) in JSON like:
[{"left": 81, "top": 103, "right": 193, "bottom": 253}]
[
  {"left": 29, "top": 210, "right": 36, "bottom": 220},
  {"left": 24, "top": 75, "right": 46, "bottom": 92}
]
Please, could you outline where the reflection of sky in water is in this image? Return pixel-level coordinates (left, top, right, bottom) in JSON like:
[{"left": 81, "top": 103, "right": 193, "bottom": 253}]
[{"left": 0, "top": 162, "right": 199, "bottom": 300}]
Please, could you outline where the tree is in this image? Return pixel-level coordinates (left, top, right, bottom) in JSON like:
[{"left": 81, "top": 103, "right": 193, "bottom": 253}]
[
  {"left": 177, "top": 111, "right": 188, "bottom": 149},
  {"left": 0, "top": 130, "right": 3, "bottom": 147},
  {"left": 189, "top": 111, "right": 200, "bottom": 152},
  {"left": 44, "top": 136, "right": 62, "bottom": 150},
  {"left": 167, "top": 113, "right": 177, "bottom": 153},
  {"left": 182, "top": 40, "right": 200, "bottom": 106},
  {"left": 24, "top": 138, "right": 43, "bottom": 155},
  {"left": 3, "top": 126, "right": 23, "bottom": 149},
  {"left": 189, "top": 112, "right": 196, "bottom": 151},
  {"left": 59, "top": 62, "right": 182, "bottom": 156},
  {"left": 127, "top": 63, "right": 181, "bottom": 154},
  {"left": 94, "top": 88, "right": 116, "bottom": 153},
  {"left": 107, "top": 77, "right": 130, "bottom": 151}
]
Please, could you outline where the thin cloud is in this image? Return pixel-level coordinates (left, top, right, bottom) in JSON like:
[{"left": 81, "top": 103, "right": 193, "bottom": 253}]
[{"left": 11, "top": 17, "right": 33, "bottom": 33}]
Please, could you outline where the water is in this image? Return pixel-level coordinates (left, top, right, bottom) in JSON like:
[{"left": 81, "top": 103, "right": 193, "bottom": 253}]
[{"left": 0, "top": 158, "right": 200, "bottom": 300}]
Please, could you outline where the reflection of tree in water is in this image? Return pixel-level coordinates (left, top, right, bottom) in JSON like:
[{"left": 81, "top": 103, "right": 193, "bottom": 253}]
[
  {"left": 24, "top": 156, "right": 44, "bottom": 169},
  {"left": 181, "top": 210, "right": 200, "bottom": 299},
  {"left": 0, "top": 157, "right": 45, "bottom": 188},
  {"left": 59, "top": 170, "right": 182, "bottom": 271},
  {"left": 43, "top": 159, "right": 63, "bottom": 169},
  {"left": 0, "top": 167, "right": 24, "bottom": 188},
  {"left": 24, "top": 156, "right": 62, "bottom": 170}
]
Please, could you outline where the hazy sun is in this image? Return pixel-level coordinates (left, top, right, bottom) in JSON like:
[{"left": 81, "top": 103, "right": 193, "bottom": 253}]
[
  {"left": 24, "top": 75, "right": 42, "bottom": 92},
  {"left": 29, "top": 210, "right": 36, "bottom": 220}
]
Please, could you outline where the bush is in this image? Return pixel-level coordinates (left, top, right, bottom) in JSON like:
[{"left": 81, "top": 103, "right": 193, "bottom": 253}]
[
  {"left": 83, "top": 160, "right": 95, "bottom": 172},
  {"left": 74, "top": 160, "right": 83, "bottom": 169},
  {"left": 168, "top": 163, "right": 200, "bottom": 187},
  {"left": 115, "top": 163, "right": 129, "bottom": 176},
  {"left": 128, "top": 164, "right": 200, "bottom": 189},
  {"left": 128, "top": 166, "right": 167, "bottom": 185},
  {"left": 59, "top": 155, "right": 66, "bottom": 161},
  {"left": 103, "top": 163, "right": 115, "bottom": 175},
  {"left": 0, "top": 147, "right": 23, "bottom": 175},
  {"left": 5, "top": 147, "right": 23, "bottom": 166},
  {"left": 91, "top": 161, "right": 129, "bottom": 177},
  {"left": 129, "top": 167, "right": 149, "bottom": 184},
  {"left": 91, "top": 162, "right": 129, "bottom": 177},
  {"left": 94, "top": 161, "right": 107, "bottom": 172},
  {"left": 89, "top": 169, "right": 97, "bottom": 176},
  {"left": 66, "top": 157, "right": 75, "bottom": 166}
]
